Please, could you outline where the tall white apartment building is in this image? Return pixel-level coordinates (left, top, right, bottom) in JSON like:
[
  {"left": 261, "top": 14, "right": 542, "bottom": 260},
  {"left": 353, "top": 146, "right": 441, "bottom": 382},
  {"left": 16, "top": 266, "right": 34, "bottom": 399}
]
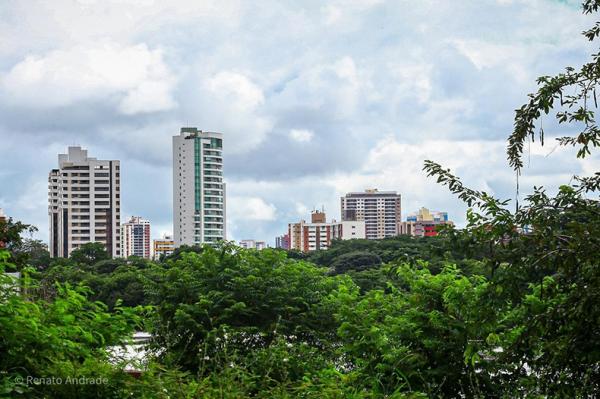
[
  {"left": 49, "top": 146, "right": 121, "bottom": 258},
  {"left": 173, "top": 128, "right": 225, "bottom": 247},
  {"left": 289, "top": 210, "right": 366, "bottom": 252},
  {"left": 341, "top": 189, "right": 401, "bottom": 240},
  {"left": 120, "top": 216, "right": 151, "bottom": 259}
]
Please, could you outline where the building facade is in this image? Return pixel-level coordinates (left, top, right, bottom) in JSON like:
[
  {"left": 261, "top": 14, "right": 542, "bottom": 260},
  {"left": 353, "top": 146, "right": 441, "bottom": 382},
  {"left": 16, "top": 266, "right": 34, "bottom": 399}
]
[
  {"left": 153, "top": 234, "right": 175, "bottom": 260},
  {"left": 275, "top": 233, "right": 290, "bottom": 250},
  {"left": 120, "top": 216, "right": 151, "bottom": 259},
  {"left": 289, "top": 210, "right": 365, "bottom": 252},
  {"left": 48, "top": 147, "right": 121, "bottom": 258},
  {"left": 173, "top": 128, "right": 225, "bottom": 247},
  {"left": 239, "top": 239, "right": 267, "bottom": 250},
  {"left": 341, "top": 189, "right": 401, "bottom": 240},
  {"left": 399, "top": 207, "right": 452, "bottom": 237}
]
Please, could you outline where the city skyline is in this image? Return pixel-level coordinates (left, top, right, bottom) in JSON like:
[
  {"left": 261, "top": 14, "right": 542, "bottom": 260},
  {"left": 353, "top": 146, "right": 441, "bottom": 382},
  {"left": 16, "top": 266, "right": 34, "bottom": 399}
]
[
  {"left": 2, "top": 1, "right": 600, "bottom": 247},
  {"left": 39, "top": 140, "right": 439, "bottom": 251}
]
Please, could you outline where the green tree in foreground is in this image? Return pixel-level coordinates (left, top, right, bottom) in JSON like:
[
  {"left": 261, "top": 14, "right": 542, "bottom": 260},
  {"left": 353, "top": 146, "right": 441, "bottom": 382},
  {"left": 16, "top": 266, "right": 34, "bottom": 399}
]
[
  {"left": 422, "top": 1, "right": 600, "bottom": 395},
  {"left": 147, "top": 245, "right": 346, "bottom": 375},
  {"left": 0, "top": 248, "right": 147, "bottom": 398},
  {"left": 335, "top": 263, "right": 494, "bottom": 397}
]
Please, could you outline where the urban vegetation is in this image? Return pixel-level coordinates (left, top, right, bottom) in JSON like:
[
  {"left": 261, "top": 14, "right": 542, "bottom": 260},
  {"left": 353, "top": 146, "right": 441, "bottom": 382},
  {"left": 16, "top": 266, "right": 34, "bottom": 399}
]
[{"left": 2, "top": 1, "right": 600, "bottom": 397}]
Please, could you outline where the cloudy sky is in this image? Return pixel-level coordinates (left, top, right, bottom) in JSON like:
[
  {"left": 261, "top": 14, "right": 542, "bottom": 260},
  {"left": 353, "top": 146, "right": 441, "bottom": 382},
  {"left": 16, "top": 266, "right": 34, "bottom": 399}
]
[{"left": 1, "top": 0, "right": 599, "bottom": 245}]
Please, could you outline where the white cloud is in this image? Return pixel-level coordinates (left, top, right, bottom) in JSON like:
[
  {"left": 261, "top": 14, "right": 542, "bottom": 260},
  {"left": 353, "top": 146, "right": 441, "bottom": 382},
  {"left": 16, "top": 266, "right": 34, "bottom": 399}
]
[
  {"left": 274, "top": 56, "right": 368, "bottom": 119},
  {"left": 196, "top": 71, "right": 272, "bottom": 153},
  {"left": 228, "top": 196, "right": 277, "bottom": 221},
  {"left": 389, "top": 62, "right": 433, "bottom": 104},
  {"left": 205, "top": 71, "right": 265, "bottom": 111},
  {"left": 289, "top": 129, "right": 314, "bottom": 143},
  {"left": 1, "top": 0, "right": 598, "bottom": 245},
  {"left": 450, "top": 39, "right": 531, "bottom": 83},
  {"left": 322, "top": 0, "right": 384, "bottom": 26},
  {"left": 1, "top": 43, "right": 176, "bottom": 114},
  {"left": 295, "top": 202, "right": 310, "bottom": 216},
  {"left": 0, "top": 0, "right": 243, "bottom": 57}
]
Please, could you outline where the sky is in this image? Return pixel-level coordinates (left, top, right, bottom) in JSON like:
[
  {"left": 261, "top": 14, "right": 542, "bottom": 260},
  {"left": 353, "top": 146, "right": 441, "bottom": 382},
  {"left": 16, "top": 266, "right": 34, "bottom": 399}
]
[{"left": 1, "top": 0, "right": 599, "bottom": 245}]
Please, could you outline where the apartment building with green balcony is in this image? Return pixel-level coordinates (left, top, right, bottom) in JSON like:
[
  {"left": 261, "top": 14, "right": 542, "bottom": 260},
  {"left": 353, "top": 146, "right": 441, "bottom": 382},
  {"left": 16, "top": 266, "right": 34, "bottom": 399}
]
[{"left": 173, "top": 127, "right": 225, "bottom": 247}]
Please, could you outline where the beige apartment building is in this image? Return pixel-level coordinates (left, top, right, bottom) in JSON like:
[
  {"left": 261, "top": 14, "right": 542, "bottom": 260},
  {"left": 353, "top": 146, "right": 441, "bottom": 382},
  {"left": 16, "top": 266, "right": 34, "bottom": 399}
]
[
  {"left": 48, "top": 146, "right": 121, "bottom": 258},
  {"left": 341, "top": 189, "right": 401, "bottom": 239}
]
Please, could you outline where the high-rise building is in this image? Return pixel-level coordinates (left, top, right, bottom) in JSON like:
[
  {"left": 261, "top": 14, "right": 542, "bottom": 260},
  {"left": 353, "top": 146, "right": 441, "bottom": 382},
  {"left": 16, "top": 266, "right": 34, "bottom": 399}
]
[
  {"left": 120, "top": 216, "right": 151, "bottom": 259},
  {"left": 400, "top": 207, "right": 452, "bottom": 237},
  {"left": 341, "top": 189, "right": 401, "bottom": 240},
  {"left": 48, "top": 147, "right": 121, "bottom": 258},
  {"left": 173, "top": 127, "right": 225, "bottom": 247},
  {"left": 239, "top": 239, "right": 267, "bottom": 250},
  {"left": 153, "top": 234, "right": 175, "bottom": 260},
  {"left": 275, "top": 233, "right": 290, "bottom": 250},
  {"left": 289, "top": 210, "right": 365, "bottom": 252}
]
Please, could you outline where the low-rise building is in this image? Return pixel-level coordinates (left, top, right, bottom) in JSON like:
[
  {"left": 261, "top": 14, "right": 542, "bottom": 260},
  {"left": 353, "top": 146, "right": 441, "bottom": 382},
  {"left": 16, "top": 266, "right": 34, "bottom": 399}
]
[
  {"left": 239, "top": 239, "right": 267, "bottom": 250},
  {"left": 152, "top": 234, "right": 175, "bottom": 260},
  {"left": 399, "top": 207, "right": 452, "bottom": 237},
  {"left": 275, "top": 233, "right": 290, "bottom": 250},
  {"left": 289, "top": 210, "right": 365, "bottom": 252}
]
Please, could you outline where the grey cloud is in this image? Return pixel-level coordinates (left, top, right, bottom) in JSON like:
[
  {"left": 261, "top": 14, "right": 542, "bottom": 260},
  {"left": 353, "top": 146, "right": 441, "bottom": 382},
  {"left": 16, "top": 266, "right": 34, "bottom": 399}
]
[{"left": 0, "top": 0, "right": 598, "bottom": 244}]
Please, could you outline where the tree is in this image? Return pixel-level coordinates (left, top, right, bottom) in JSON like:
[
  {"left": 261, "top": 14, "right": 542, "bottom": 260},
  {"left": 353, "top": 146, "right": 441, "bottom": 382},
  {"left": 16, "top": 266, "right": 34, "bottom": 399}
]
[
  {"left": 162, "top": 244, "right": 203, "bottom": 262},
  {"left": 335, "top": 263, "right": 494, "bottom": 397},
  {"left": 146, "top": 244, "right": 346, "bottom": 375},
  {"left": 422, "top": 2, "right": 600, "bottom": 395},
  {"left": 0, "top": 247, "right": 146, "bottom": 398},
  {"left": 0, "top": 218, "right": 37, "bottom": 270},
  {"left": 69, "top": 242, "right": 110, "bottom": 265},
  {"left": 330, "top": 251, "right": 382, "bottom": 274},
  {"left": 14, "top": 239, "right": 51, "bottom": 270}
]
